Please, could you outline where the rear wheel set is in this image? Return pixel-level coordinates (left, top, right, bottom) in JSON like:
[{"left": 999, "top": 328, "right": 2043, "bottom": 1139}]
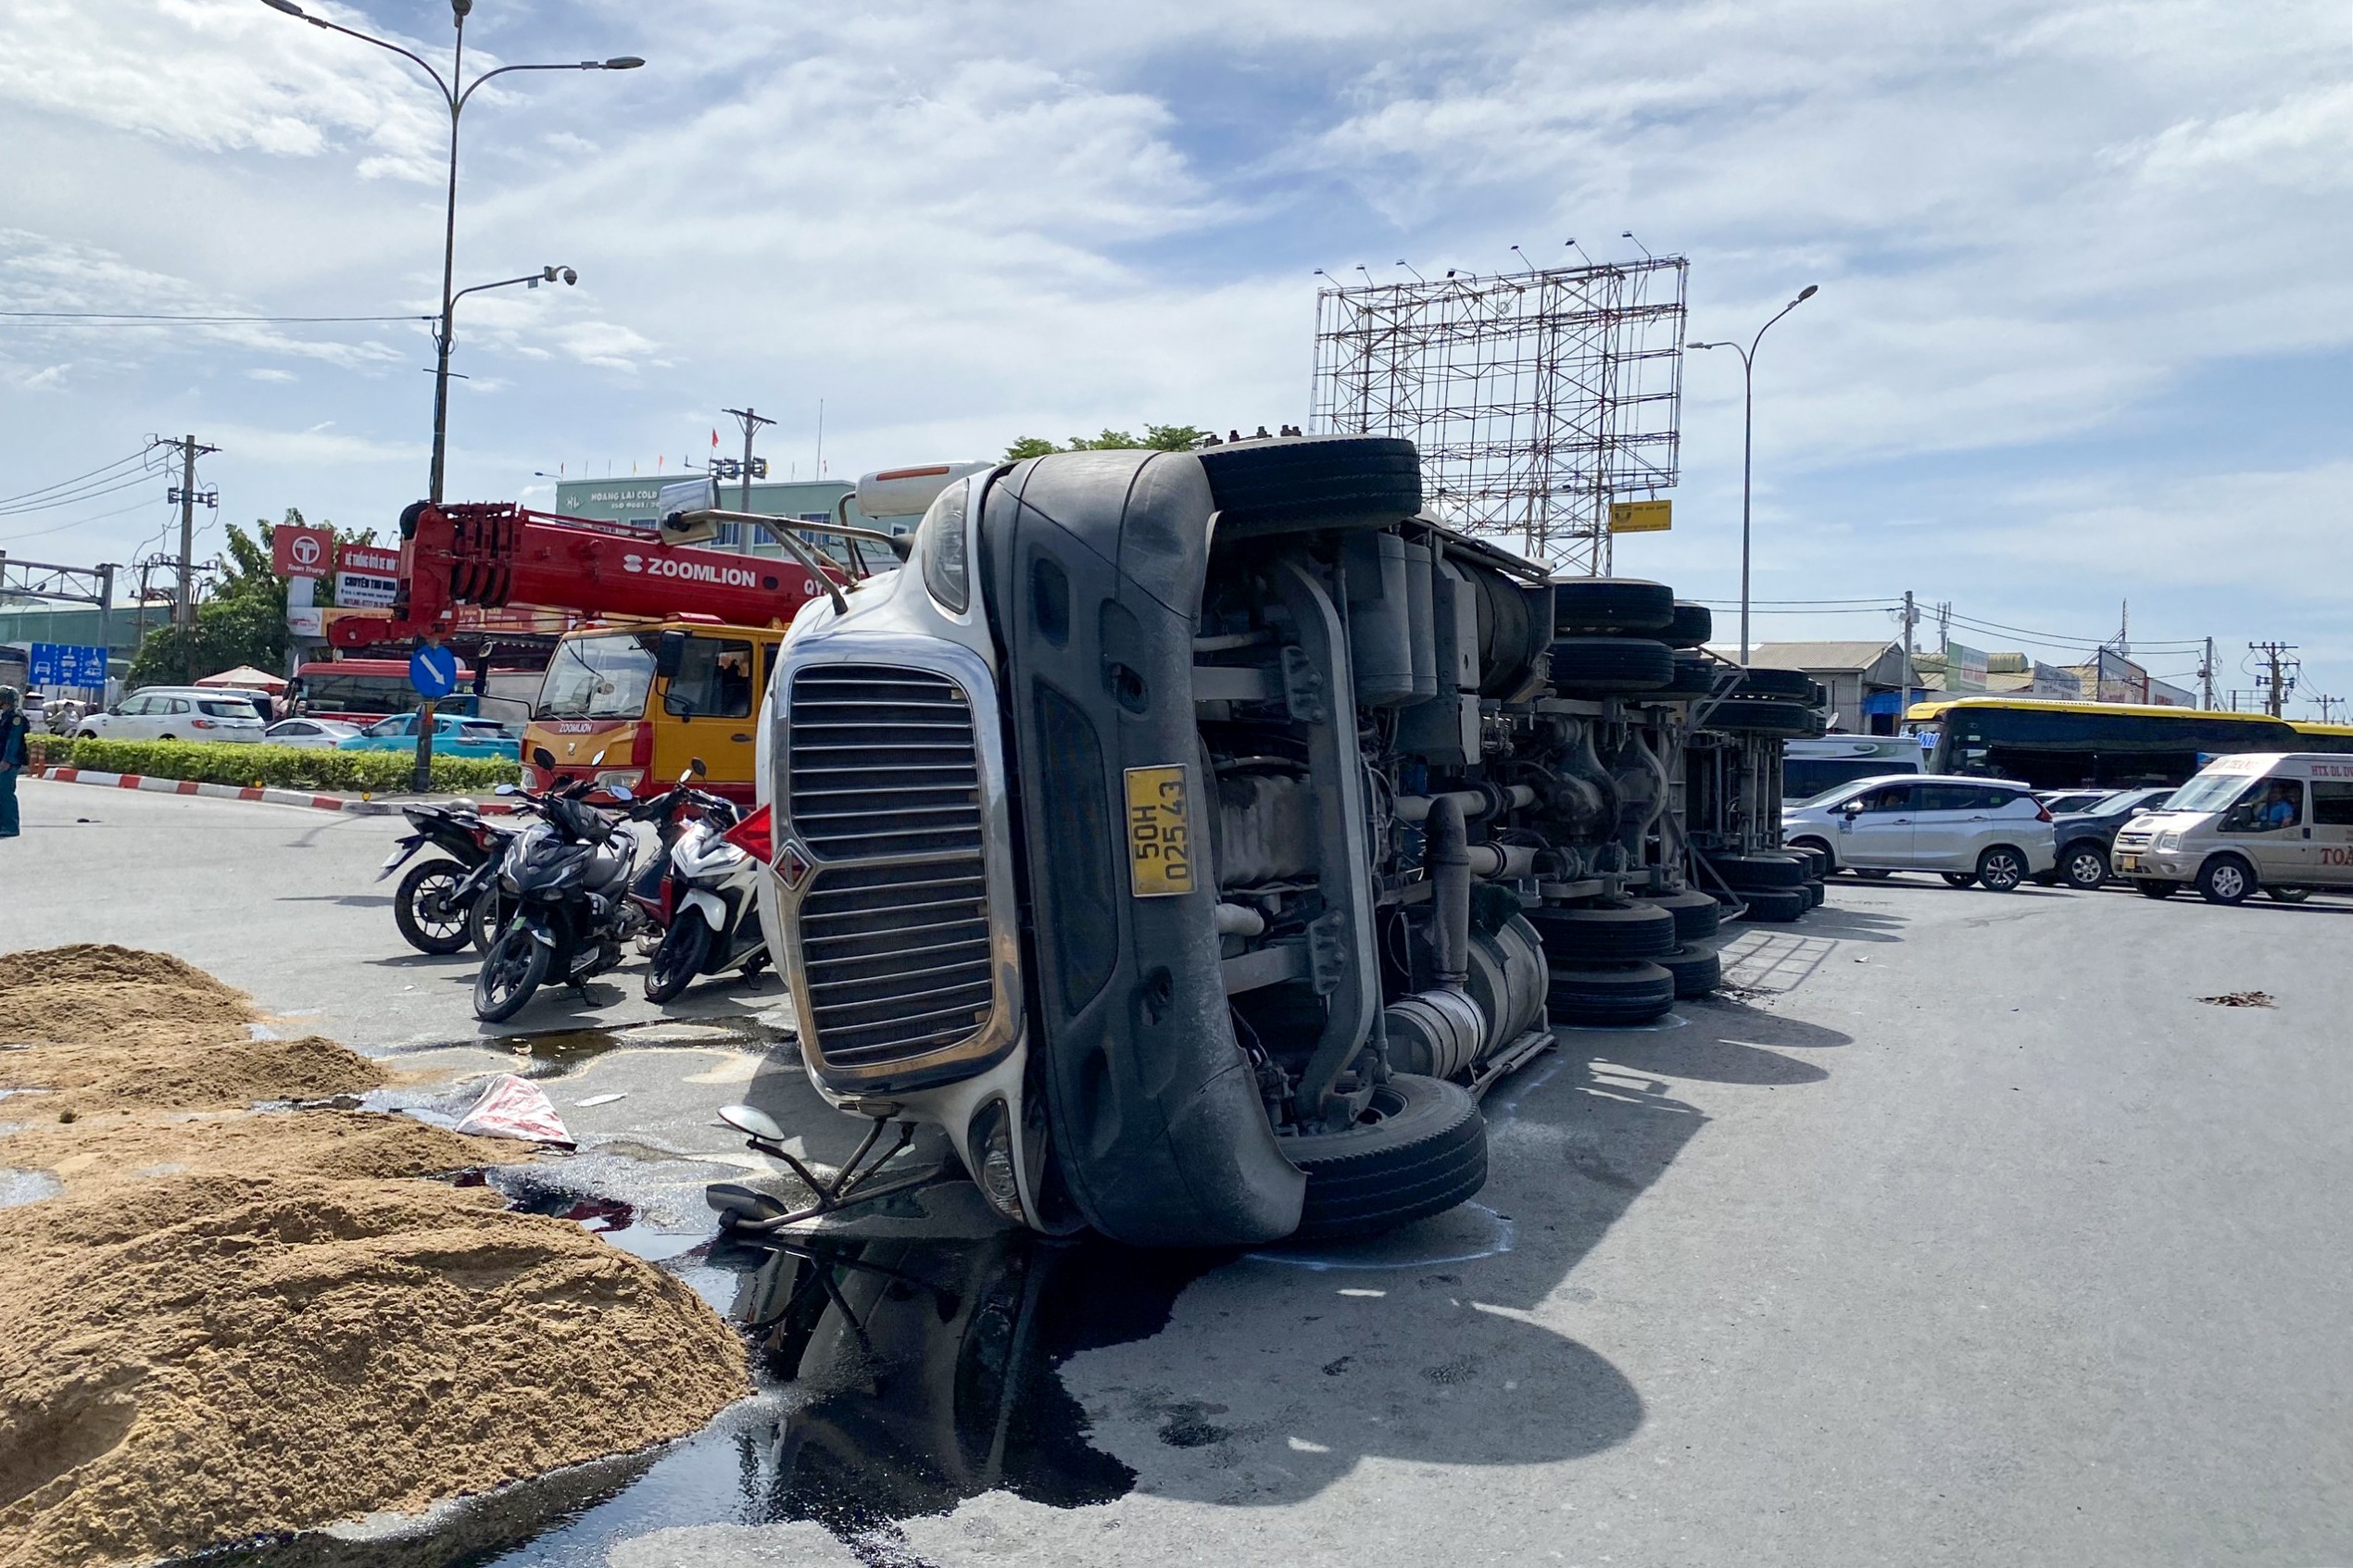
[{"left": 1530, "top": 900, "right": 1687, "bottom": 1023}]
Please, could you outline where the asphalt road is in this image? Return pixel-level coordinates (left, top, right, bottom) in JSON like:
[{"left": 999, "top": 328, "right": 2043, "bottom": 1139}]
[{"left": 6, "top": 776, "right": 2352, "bottom": 1567}]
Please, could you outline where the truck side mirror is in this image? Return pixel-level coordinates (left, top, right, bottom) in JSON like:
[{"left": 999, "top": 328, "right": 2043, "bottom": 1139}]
[{"left": 654, "top": 630, "right": 688, "bottom": 680}]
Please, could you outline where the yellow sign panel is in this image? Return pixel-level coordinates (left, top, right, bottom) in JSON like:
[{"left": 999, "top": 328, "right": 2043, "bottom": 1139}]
[
  {"left": 1609, "top": 499, "right": 1672, "bottom": 533},
  {"left": 1123, "top": 764, "right": 1197, "bottom": 898}
]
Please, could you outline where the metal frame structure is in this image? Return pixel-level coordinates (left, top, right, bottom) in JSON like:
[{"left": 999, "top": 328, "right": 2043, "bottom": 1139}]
[{"left": 1311, "top": 257, "right": 1688, "bottom": 576}]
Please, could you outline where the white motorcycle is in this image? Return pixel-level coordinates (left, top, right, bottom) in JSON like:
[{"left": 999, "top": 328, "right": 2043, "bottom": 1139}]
[{"left": 643, "top": 769, "right": 773, "bottom": 1003}]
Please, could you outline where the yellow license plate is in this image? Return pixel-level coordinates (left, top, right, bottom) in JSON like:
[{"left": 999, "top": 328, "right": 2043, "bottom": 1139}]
[
  {"left": 1124, "top": 764, "right": 1198, "bottom": 898},
  {"left": 2116, "top": 853, "right": 2142, "bottom": 872}
]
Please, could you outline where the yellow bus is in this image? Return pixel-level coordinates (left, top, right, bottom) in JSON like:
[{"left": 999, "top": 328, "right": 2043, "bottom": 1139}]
[{"left": 1906, "top": 696, "right": 2353, "bottom": 790}]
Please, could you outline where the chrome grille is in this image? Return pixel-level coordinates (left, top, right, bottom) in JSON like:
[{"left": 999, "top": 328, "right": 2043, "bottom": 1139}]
[
  {"left": 787, "top": 667, "right": 983, "bottom": 858},
  {"left": 785, "top": 663, "right": 996, "bottom": 1073}
]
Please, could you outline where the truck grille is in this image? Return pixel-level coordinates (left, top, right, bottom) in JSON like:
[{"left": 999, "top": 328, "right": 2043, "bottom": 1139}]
[{"left": 785, "top": 663, "right": 997, "bottom": 1074}]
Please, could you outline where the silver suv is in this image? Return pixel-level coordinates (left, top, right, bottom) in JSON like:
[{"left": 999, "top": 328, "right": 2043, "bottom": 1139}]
[{"left": 1783, "top": 772, "right": 2057, "bottom": 891}]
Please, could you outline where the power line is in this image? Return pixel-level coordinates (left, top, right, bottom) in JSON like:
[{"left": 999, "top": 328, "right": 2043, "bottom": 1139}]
[
  {"left": 0, "top": 471, "right": 162, "bottom": 518},
  {"left": 0, "top": 495, "right": 172, "bottom": 544},
  {"left": 0, "top": 310, "right": 433, "bottom": 324},
  {"left": 0, "top": 449, "right": 157, "bottom": 509}
]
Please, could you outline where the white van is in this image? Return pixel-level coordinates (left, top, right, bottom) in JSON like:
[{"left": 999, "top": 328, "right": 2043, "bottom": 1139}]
[
  {"left": 1783, "top": 736, "right": 1926, "bottom": 802},
  {"left": 2110, "top": 752, "right": 2353, "bottom": 904}
]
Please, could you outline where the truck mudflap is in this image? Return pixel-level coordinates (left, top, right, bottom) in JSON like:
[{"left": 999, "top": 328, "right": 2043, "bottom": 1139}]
[{"left": 980, "top": 449, "right": 1307, "bottom": 1247}]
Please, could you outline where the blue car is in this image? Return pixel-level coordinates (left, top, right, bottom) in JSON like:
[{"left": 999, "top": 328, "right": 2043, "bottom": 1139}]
[{"left": 337, "top": 712, "right": 522, "bottom": 761}]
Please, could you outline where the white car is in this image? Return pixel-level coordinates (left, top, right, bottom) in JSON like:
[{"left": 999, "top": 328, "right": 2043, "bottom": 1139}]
[
  {"left": 76, "top": 687, "right": 268, "bottom": 745},
  {"left": 1782, "top": 771, "right": 2057, "bottom": 892},
  {"left": 261, "top": 717, "right": 360, "bottom": 748}
]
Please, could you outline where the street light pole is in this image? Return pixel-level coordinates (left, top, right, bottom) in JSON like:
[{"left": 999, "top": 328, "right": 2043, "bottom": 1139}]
[
  {"left": 1691, "top": 282, "right": 1819, "bottom": 667},
  {"left": 258, "top": 0, "right": 640, "bottom": 504}
]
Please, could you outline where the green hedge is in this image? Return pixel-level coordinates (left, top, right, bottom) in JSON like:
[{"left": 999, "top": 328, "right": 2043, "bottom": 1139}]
[{"left": 27, "top": 735, "right": 518, "bottom": 794}]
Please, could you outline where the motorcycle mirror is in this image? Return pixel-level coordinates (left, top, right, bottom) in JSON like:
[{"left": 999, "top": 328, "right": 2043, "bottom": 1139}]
[
  {"left": 689, "top": 757, "right": 708, "bottom": 777},
  {"left": 494, "top": 784, "right": 519, "bottom": 796},
  {"left": 717, "top": 1103, "right": 788, "bottom": 1143},
  {"left": 608, "top": 784, "right": 635, "bottom": 803},
  {"left": 532, "top": 746, "right": 556, "bottom": 770},
  {"left": 590, "top": 748, "right": 608, "bottom": 765}
]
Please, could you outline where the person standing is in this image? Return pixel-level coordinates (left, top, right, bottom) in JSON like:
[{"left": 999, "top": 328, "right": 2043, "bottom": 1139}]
[{"left": 0, "top": 685, "right": 30, "bottom": 839}]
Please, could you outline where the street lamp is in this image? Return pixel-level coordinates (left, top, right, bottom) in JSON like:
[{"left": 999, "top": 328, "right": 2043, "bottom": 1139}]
[
  {"left": 258, "top": 0, "right": 640, "bottom": 504},
  {"left": 1690, "top": 282, "right": 1819, "bottom": 666}
]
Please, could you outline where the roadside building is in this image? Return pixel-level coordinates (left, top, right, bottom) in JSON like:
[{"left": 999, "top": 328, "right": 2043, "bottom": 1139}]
[{"left": 551, "top": 476, "right": 892, "bottom": 556}]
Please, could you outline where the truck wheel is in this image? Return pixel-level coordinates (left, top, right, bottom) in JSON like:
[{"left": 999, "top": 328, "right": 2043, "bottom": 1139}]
[
  {"left": 1739, "top": 887, "right": 1808, "bottom": 922},
  {"left": 1787, "top": 837, "right": 1836, "bottom": 876},
  {"left": 2196, "top": 856, "right": 2255, "bottom": 906},
  {"left": 1641, "top": 888, "right": 1720, "bottom": 943},
  {"left": 1546, "top": 961, "right": 1677, "bottom": 1025},
  {"left": 1194, "top": 433, "right": 1422, "bottom": 524},
  {"left": 1553, "top": 578, "right": 1675, "bottom": 634},
  {"left": 1659, "top": 601, "right": 1712, "bottom": 647},
  {"left": 1700, "top": 697, "right": 1820, "bottom": 736},
  {"left": 1663, "top": 654, "right": 1724, "bottom": 696},
  {"left": 1706, "top": 852, "right": 1807, "bottom": 890},
  {"left": 1658, "top": 945, "right": 1721, "bottom": 998},
  {"left": 2134, "top": 880, "right": 2178, "bottom": 899},
  {"left": 644, "top": 917, "right": 711, "bottom": 1004},
  {"left": 1804, "top": 878, "right": 1825, "bottom": 908},
  {"left": 1284, "top": 1074, "right": 1488, "bottom": 1241},
  {"left": 394, "top": 859, "right": 474, "bottom": 955},
  {"left": 1729, "top": 667, "right": 1818, "bottom": 702},
  {"left": 1547, "top": 636, "right": 1673, "bottom": 694},
  {"left": 1529, "top": 900, "right": 1678, "bottom": 963},
  {"left": 2059, "top": 842, "right": 2110, "bottom": 890}
]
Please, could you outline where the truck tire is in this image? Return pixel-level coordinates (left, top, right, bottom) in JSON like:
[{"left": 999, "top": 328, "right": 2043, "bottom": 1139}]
[
  {"left": 1785, "top": 842, "right": 1831, "bottom": 879},
  {"left": 1706, "top": 852, "right": 1807, "bottom": 890},
  {"left": 1547, "top": 636, "right": 1673, "bottom": 695},
  {"left": 1701, "top": 697, "right": 1820, "bottom": 736},
  {"left": 1660, "top": 601, "right": 1712, "bottom": 647},
  {"left": 1730, "top": 666, "right": 1818, "bottom": 702},
  {"left": 1546, "top": 961, "right": 1677, "bottom": 1026},
  {"left": 1663, "top": 653, "right": 1724, "bottom": 696},
  {"left": 1195, "top": 434, "right": 1421, "bottom": 525},
  {"left": 1739, "top": 887, "right": 1808, "bottom": 922},
  {"left": 1641, "top": 888, "right": 1721, "bottom": 943},
  {"left": 1658, "top": 945, "right": 1721, "bottom": 998},
  {"left": 1529, "top": 901, "right": 1679, "bottom": 963},
  {"left": 1804, "top": 878, "right": 1826, "bottom": 908},
  {"left": 1553, "top": 578, "right": 1675, "bottom": 635},
  {"left": 1283, "top": 1074, "right": 1488, "bottom": 1241}
]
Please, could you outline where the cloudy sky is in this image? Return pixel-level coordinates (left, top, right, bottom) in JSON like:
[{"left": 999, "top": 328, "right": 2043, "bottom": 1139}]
[{"left": 2, "top": 0, "right": 2348, "bottom": 710}]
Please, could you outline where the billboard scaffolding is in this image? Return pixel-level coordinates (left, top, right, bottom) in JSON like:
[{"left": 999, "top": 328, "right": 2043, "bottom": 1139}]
[{"left": 1311, "top": 257, "right": 1688, "bottom": 575}]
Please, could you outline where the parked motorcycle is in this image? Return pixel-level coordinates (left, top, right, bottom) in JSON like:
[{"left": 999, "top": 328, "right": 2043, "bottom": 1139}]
[
  {"left": 643, "top": 764, "right": 773, "bottom": 1003},
  {"left": 377, "top": 801, "right": 522, "bottom": 956},
  {"left": 472, "top": 756, "right": 660, "bottom": 1022}
]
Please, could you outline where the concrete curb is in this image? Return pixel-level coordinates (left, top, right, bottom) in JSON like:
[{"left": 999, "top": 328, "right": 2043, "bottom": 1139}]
[{"left": 27, "top": 767, "right": 521, "bottom": 817}]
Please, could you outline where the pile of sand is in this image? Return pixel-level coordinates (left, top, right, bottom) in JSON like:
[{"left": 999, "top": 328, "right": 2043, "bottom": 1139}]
[
  {"left": 0, "top": 944, "right": 385, "bottom": 1115},
  {"left": 0, "top": 947, "right": 750, "bottom": 1568}
]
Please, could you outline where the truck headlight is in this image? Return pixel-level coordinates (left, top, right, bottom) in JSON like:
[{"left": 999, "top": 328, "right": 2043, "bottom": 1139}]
[
  {"left": 2157, "top": 831, "right": 2181, "bottom": 851},
  {"left": 916, "top": 480, "right": 971, "bottom": 613},
  {"left": 965, "top": 1097, "right": 1026, "bottom": 1224}
]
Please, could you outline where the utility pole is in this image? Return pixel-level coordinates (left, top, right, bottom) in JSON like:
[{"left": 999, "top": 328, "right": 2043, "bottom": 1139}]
[
  {"left": 2313, "top": 694, "right": 2345, "bottom": 723},
  {"left": 166, "top": 433, "right": 220, "bottom": 629},
  {"left": 2250, "top": 641, "right": 2298, "bottom": 718},
  {"left": 2197, "top": 637, "right": 2216, "bottom": 711},
  {"left": 722, "top": 407, "right": 775, "bottom": 512},
  {"left": 1900, "top": 589, "right": 1919, "bottom": 701}
]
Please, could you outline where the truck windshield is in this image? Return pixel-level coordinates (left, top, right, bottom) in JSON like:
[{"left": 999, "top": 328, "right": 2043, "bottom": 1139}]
[
  {"left": 537, "top": 633, "right": 657, "bottom": 720},
  {"left": 2164, "top": 773, "right": 2257, "bottom": 815}
]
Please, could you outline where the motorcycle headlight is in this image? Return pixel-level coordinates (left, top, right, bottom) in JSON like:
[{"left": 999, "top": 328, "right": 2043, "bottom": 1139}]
[{"left": 964, "top": 1097, "right": 1025, "bottom": 1224}]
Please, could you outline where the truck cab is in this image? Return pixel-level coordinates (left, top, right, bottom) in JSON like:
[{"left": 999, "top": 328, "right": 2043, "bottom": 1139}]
[{"left": 522, "top": 618, "right": 784, "bottom": 801}]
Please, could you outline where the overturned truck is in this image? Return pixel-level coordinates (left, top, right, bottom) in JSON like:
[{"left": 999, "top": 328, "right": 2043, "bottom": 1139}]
[{"left": 745, "top": 435, "right": 1809, "bottom": 1248}]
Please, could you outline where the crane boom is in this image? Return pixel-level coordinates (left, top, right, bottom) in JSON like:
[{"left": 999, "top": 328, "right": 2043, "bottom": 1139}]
[{"left": 326, "top": 501, "right": 836, "bottom": 648}]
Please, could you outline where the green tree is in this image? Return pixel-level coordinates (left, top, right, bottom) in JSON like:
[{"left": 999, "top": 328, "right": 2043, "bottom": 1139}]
[
  {"left": 126, "top": 509, "right": 376, "bottom": 688},
  {"left": 1000, "top": 424, "right": 1213, "bottom": 462}
]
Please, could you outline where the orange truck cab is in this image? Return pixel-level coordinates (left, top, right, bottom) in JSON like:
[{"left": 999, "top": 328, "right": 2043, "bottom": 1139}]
[{"left": 522, "top": 615, "right": 784, "bottom": 802}]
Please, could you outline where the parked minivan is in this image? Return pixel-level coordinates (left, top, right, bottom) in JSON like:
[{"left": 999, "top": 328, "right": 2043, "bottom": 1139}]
[
  {"left": 1783, "top": 771, "right": 2057, "bottom": 891},
  {"left": 2111, "top": 752, "right": 2353, "bottom": 904}
]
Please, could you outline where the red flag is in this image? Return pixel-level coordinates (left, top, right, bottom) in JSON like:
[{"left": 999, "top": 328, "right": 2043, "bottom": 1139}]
[{"left": 711, "top": 428, "right": 720, "bottom": 448}]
